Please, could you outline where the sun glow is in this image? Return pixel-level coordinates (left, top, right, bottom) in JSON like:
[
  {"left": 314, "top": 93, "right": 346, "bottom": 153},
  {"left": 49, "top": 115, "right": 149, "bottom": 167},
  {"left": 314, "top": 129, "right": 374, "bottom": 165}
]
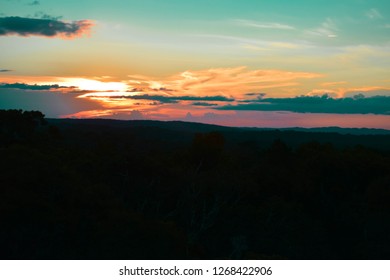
[{"left": 60, "top": 78, "right": 128, "bottom": 92}]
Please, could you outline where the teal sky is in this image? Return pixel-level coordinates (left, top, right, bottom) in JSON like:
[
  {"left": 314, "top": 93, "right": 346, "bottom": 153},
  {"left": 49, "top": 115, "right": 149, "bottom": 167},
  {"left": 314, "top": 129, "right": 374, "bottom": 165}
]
[
  {"left": 1, "top": 0, "right": 389, "bottom": 74},
  {"left": 1, "top": 0, "right": 390, "bottom": 127}
]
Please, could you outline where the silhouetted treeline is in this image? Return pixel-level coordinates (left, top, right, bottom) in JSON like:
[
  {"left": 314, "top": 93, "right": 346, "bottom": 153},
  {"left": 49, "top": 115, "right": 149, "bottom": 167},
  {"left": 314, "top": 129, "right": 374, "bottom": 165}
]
[{"left": 1, "top": 110, "right": 390, "bottom": 259}]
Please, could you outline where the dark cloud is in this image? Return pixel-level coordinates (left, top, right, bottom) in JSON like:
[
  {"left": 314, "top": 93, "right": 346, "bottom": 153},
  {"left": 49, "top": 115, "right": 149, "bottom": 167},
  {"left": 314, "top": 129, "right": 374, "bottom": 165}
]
[
  {"left": 192, "top": 102, "right": 218, "bottom": 107},
  {"left": 239, "top": 93, "right": 267, "bottom": 103},
  {"left": 105, "top": 94, "right": 235, "bottom": 104},
  {"left": 0, "top": 83, "right": 74, "bottom": 90},
  {"left": 127, "top": 87, "right": 176, "bottom": 93},
  {"left": 217, "top": 95, "right": 390, "bottom": 115},
  {"left": 344, "top": 90, "right": 390, "bottom": 98},
  {"left": 0, "top": 69, "right": 12, "bottom": 72},
  {"left": 153, "top": 87, "right": 176, "bottom": 92},
  {"left": 0, "top": 16, "right": 93, "bottom": 38},
  {"left": 244, "top": 92, "right": 266, "bottom": 97},
  {"left": 28, "top": 0, "right": 39, "bottom": 5},
  {"left": 123, "top": 94, "right": 178, "bottom": 104},
  {"left": 175, "top": 95, "right": 234, "bottom": 102},
  {"left": 127, "top": 88, "right": 144, "bottom": 93},
  {"left": 68, "top": 89, "right": 107, "bottom": 94}
]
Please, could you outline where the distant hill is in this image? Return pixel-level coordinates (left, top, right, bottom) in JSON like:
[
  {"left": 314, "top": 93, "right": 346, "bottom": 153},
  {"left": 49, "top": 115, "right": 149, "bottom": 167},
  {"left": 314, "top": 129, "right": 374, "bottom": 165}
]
[
  {"left": 272, "top": 126, "right": 390, "bottom": 135},
  {"left": 48, "top": 118, "right": 390, "bottom": 135},
  {"left": 47, "top": 118, "right": 390, "bottom": 151}
]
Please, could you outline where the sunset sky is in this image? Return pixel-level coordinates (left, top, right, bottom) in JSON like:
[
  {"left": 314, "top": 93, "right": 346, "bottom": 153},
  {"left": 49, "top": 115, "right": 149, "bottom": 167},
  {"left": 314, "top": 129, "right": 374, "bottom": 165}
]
[{"left": 1, "top": 0, "right": 390, "bottom": 128}]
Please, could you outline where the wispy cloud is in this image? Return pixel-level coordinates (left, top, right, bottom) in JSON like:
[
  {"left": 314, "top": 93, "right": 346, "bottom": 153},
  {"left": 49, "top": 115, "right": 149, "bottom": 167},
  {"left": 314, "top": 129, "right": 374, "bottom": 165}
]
[
  {"left": 124, "top": 67, "right": 322, "bottom": 98},
  {"left": 21, "top": 67, "right": 318, "bottom": 116},
  {"left": 320, "top": 81, "right": 347, "bottom": 87},
  {"left": 235, "top": 19, "right": 295, "bottom": 30},
  {"left": 366, "top": 8, "right": 382, "bottom": 19},
  {"left": 0, "top": 69, "right": 12, "bottom": 73},
  {"left": 63, "top": 67, "right": 323, "bottom": 116},
  {"left": 0, "top": 16, "right": 93, "bottom": 38},
  {"left": 269, "top": 42, "right": 301, "bottom": 49},
  {"left": 306, "top": 18, "right": 338, "bottom": 38},
  {"left": 195, "top": 34, "right": 310, "bottom": 53}
]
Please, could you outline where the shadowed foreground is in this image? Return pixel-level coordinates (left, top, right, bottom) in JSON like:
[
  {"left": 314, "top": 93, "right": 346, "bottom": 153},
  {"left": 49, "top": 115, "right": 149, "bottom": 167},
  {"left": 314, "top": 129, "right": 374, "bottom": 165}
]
[{"left": 1, "top": 110, "right": 390, "bottom": 259}]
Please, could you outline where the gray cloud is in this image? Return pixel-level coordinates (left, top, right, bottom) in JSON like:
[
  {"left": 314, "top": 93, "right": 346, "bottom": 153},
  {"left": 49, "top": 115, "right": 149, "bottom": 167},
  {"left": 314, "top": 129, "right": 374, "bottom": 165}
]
[
  {"left": 0, "top": 69, "right": 12, "bottom": 72},
  {"left": 0, "top": 83, "right": 74, "bottom": 90},
  {"left": 244, "top": 93, "right": 266, "bottom": 97},
  {"left": 174, "top": 95, "right": 234, "bottom": 102},
  {"left": 0, "top": 16, "right": 93, "bottom": 38},
  {"left": 344, "top": 89, "right": 390, "bottom": 98},
  {"left": 105, "top": 94, "right": 235, "bottom": 104},
  {"left": 240, "top": 93, "right": 266, "bottom": 103},
  {"left": 127, "top": 87, "right": 176, "bottom": 93},
  {"left": 192, "top": 102, "right": 218, "bottom": 107},
  {"left": 217, "top": 95, "right": 390, "bottom": 115}
]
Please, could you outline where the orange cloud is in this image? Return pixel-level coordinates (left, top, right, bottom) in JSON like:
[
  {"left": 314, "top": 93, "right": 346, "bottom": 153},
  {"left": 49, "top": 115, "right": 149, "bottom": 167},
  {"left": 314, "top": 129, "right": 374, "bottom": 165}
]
[
  {"left": 68, "top": 67, "right": 322, "bottom": 110},
  {"left": 2, "top": 67, "right": 322, "bottom": 99},
  {"left": 126, "top": 67, "right": 322, "bottom": 98},
  {"left": 320, "top": 81, "right": 348, "bottom": 87}
]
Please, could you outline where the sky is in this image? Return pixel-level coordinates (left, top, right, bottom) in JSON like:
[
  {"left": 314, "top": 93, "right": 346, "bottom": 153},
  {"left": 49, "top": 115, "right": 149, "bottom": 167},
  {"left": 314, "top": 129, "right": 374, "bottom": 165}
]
[{"left": 1, "top": 0, "right": 390, "bottom": 128}]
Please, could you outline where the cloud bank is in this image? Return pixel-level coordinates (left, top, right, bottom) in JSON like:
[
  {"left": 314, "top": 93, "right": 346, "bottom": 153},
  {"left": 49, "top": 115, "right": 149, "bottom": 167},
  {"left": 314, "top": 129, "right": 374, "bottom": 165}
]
[
  {"left": 0, "top": 16, "right": 93, "bottom": 38},
  {"left": 0, "top": 82, "right": 74, "bottom": 90},
  {"left": 217, "top": 95, "right": 390, "bottom": 115},
  {"left": 103, "top": 94, "right": 234, "bottom": 104}
]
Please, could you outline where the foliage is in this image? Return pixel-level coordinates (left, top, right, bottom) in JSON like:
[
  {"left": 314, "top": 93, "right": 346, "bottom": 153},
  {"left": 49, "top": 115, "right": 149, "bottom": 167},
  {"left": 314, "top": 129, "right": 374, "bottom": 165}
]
[{"left": 1, "top": 110, "right": 390, "bottom": 259}]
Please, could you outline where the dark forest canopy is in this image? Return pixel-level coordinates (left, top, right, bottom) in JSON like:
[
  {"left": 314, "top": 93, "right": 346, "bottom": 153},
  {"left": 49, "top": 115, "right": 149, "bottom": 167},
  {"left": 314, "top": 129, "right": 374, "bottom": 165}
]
[{"left": 1, "top": 110, "right": 390, "bottom": 260}]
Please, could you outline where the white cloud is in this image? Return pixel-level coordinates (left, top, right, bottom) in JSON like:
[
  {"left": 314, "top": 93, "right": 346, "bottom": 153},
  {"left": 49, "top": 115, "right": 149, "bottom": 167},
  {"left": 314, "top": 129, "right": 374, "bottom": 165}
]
[
  {"left": 366, "top": 8, "right": 383, "bottom": 19},
  {"left": 306, "top": 18, "right": 338, "bottom": 38},
  {"left": 235, "top": 19, "right": 295, "bottom": 30}
]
